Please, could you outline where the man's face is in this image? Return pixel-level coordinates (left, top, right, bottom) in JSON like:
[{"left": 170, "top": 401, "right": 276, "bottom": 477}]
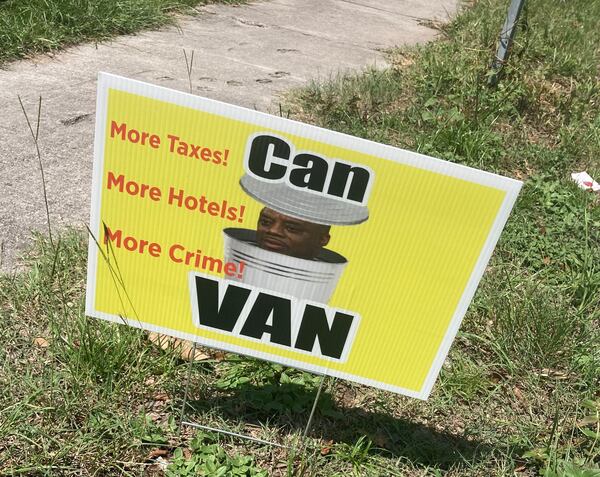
[{"left": 256, "top": 208, "right": 330, "bottom": 259}]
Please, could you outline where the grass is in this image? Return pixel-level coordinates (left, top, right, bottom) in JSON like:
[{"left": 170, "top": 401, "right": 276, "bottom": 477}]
[
  {"left": 1, "top": 0, "right": 599, "bottom": 475},
  {"left": 0, "top": 0, "right": 243, "bottom": 65}
]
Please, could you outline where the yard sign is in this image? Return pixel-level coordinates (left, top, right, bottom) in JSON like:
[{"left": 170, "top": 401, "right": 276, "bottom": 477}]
[{"left": 86, "top": 73, "right": 521, "bottom": 399}]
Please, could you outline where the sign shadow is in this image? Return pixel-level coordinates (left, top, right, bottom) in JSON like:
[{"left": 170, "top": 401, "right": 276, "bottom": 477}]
[{"left": 181, "top": 378, "right": 494, "bottom": 469}]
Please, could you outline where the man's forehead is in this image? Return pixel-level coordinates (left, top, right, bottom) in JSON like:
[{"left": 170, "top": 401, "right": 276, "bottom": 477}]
[{"left": 260, "top": 208, "right": 309, "bottom": 226}]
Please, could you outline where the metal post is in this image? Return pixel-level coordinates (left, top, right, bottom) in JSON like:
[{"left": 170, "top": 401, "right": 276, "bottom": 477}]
[
  {"left": 182, "top": 420, "right": 288, "bottom": 449},
  {"left": 178, "top": 341, "right": 197, "bottom": 435},
  {"left": 302, "top": 375, "right": 326, "bottom": 441},
  {"left": 292, "top": 375, "right": 328, "bottom": 477},
  {"left": 489, "top": 0, "right": 526, "bottom": 86}
]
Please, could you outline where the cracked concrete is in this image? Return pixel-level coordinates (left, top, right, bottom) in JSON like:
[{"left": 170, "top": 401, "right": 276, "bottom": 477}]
[{"left": 0, "top": 0, "right": 457, "bottom": 272}]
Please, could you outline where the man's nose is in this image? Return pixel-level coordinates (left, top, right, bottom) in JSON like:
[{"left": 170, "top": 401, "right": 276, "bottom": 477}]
[{"left": 267, "top": 221, "right": 285, "bottom": 236}]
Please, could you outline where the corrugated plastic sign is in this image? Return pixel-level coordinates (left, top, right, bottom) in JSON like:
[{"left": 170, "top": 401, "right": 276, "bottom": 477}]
[{"left": 86, "top": 73, "right": 522, "bottom": 399}]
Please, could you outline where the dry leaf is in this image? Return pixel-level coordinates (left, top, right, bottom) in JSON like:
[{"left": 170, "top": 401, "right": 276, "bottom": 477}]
[
  {"left": 148, "top": 333, "right": 209, "bottom": 361},
  {"left": 148, "top": 332, "right": 173, "bottom": 350},
  {"left": 33, "top": 337, "right": 49, "bottom": 348},
  {"left": 538, "top": 368, "right": 569, "bottom": 380},
  {"left": 513, "top": 386, "right": 524, "bottom": 402},
  {"left": 147, "top": 448, "right": 168, "bottom": 459},
  {"left": 152, "top": 392, "right": 170, "bottom": 402},
  {"left": 180, "top": 344, "right": 210, "bottom": 362},
  {"left": 320, "top": 439, "right": 334, "bottom": 455}
]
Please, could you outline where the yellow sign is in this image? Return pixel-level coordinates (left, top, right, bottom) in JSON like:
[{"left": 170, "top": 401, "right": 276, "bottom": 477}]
[{"left": 86, "top": 73, "right": 521, "bottom": 399}]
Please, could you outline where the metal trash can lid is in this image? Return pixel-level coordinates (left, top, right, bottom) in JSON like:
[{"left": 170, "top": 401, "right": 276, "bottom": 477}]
[{"left": 240, "top": 174, "right": 369, "bottom": 226}]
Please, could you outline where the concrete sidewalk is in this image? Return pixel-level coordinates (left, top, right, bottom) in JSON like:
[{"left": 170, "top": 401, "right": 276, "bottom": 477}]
[{"left": 0, "top": 0, "right": 456, "bottom": 272}]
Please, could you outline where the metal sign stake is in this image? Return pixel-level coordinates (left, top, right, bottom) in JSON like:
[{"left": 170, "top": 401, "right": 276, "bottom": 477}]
[
  {"left": 301, "top": 375, "right": 326, "bottom": 443},
  {"left": 178, "top": 341, "right": 198, "bottom": 435},
  {"left": 489, "top": 0, "right": 526, "bottom": 86}
]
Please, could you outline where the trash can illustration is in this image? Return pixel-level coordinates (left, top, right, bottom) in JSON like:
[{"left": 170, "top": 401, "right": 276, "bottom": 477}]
[{"left": 223, "top": 174, "right": 370, "bottom": 304}]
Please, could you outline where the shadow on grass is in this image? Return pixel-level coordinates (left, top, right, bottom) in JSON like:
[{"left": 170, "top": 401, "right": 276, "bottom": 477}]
[{"left": 180, "top": 380, "right": 493, "bottom": 469}]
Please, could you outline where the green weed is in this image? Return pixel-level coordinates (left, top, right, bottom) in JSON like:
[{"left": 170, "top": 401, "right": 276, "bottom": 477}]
[
  {"left": 333, "top": 435, "right": 374, "bottom": 474},
  {"left": 166, "top": 431, "right": 267, "bottom": 476}
]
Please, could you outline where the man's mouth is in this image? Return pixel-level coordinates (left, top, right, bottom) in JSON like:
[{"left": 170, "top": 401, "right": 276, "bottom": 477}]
[{"left": 260, "top": 236, "right": 287, "bottom": 252}]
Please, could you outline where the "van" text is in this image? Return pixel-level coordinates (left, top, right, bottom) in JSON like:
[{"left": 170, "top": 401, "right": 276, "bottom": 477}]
[{"left": 190, "top": 274, "right": 360, "bottom": 361}]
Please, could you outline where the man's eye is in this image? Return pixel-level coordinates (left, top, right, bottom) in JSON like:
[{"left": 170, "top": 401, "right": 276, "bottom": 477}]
[
  {"left": 285, "top": 225, "right": 301, "bottom": 233},
  {"left": 259, "top": 218, "right": 272, "bottom": 226}
]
